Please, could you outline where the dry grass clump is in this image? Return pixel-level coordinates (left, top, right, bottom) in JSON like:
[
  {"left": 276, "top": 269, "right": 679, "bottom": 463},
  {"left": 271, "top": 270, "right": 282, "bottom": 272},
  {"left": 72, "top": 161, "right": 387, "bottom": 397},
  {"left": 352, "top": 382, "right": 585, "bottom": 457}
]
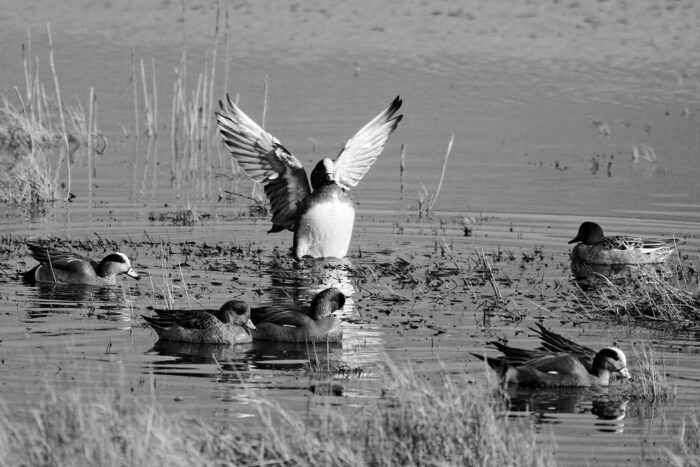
[
  {"left": 0, "top": 384, "right": 209, "bottom": 467},
  {"left": 0, "top": 27, "right": 103, "bottom": 205},
  {"left": 628, "top": 343, "right": 677, "bottom": 402},
  {"left": 0, "top": 147, "right": 56, "bottom": 204},
  {"left": 668, "top": 412, "right": 700, "bottom": 467},
  {"left": 214, "top": 360, "right": 555, "bottom": 467},
  {"left": 0, "top": 361, "right": 555, "bottom": 467},
  {"left": 574, "top": 268, "right": 700, "bottom": 322}
]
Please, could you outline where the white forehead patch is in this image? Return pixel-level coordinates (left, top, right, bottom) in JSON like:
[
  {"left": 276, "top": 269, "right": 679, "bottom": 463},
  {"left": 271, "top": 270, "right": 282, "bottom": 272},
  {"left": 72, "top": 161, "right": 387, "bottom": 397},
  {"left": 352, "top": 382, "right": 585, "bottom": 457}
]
[
  {"left": 115, "top": 252, "right": 130, "bottom": 265},
  {"left": 609, "top": 347, "right": 627, "bottom": 366}
]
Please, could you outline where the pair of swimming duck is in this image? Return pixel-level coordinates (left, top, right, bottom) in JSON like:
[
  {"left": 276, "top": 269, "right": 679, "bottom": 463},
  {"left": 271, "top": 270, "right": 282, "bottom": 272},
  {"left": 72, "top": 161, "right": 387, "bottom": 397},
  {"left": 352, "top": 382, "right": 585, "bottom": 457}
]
[{"left": 142, "top": 287, "right": 345, "bottom": 345}]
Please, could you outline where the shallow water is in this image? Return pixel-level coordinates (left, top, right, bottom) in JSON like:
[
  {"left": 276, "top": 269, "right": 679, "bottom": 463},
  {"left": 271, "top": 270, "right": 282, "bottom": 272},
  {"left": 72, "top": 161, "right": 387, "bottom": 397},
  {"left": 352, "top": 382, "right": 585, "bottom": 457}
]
[{"left": 2, "top": 1, "right": 700, "bottom": 465}]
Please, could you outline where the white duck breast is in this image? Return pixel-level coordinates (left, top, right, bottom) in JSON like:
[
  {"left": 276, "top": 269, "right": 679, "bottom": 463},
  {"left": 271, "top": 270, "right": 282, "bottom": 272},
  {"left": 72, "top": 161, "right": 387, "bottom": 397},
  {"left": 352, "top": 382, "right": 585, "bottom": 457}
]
[
  {"left": 216, "top": 95, "right": 402, "bottom": 259},
  {"left": 294, "top": 188, "right": 355, "bottom": 258}
]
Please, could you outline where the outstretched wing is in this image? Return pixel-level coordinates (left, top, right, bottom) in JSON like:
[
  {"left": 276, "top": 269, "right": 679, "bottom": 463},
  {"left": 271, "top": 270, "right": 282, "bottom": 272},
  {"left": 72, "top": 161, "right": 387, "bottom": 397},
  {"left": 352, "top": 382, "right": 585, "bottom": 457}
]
[
  {"left": 216, "top": 95, "right": 311, "bottom": 230},
  {"left": 332, "top": 96, "right": 403, "bottom": 190}
]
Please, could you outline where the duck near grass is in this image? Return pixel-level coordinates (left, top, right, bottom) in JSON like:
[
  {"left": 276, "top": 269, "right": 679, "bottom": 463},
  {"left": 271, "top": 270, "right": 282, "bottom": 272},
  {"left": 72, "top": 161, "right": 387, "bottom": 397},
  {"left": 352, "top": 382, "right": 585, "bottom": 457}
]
[
  {"left": 472, "top": 323, "right": 632, "bottom": 388},
  {"left": 568, "top": 221, "right": 676, "bottom": 265},
  {"left": 22, "top": 242, "right": 140, "bottom": 286}
]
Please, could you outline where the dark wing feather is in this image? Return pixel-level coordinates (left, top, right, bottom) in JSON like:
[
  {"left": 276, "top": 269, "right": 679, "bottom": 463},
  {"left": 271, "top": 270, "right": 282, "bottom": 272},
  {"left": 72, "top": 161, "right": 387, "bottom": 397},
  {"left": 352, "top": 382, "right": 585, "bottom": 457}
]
[
  {"left": 532, "top": 323, "right": 595, "bottom": 356},
  {"left": 26, "top": 243, "right": 98, "bottom": 271},
  {"left": 250, "top": 307, "right": 313, "bottom": 327},
  {"left": 216, "top": 95, "right": 311, "bottom": 230},
  {"left": 144, "top": 310, "right": 219, "bottom": 331}
]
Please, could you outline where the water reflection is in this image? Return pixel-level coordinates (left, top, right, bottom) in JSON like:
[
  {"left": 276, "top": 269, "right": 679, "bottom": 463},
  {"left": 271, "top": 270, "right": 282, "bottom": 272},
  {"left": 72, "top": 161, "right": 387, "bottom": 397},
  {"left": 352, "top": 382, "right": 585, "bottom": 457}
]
[
  {"left": 506, "top": 386, "right": 629, "bottom": 433},
  {"left": 23, "top": 283, "right": 136, "bottom": 321},
  {"left": 249, "top": 340, "right": 345, "bottom": 372},
  {"left": 266, "top": 258, "right": 357, "bottom": 316}
]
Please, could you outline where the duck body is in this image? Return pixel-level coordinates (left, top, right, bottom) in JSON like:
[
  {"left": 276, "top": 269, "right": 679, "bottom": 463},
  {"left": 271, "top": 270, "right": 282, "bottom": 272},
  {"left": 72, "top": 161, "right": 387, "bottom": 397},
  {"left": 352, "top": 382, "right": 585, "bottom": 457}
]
[
  {"left": 254, "top": 314, "right": 343, "bottom": 343},
  {"left": 293, "top": 181, "right": 355, "bottom": 259},
  {"left": 569, "top": 221, "right": 675, "bottom": 265},
  {"left": 472, "top": 324, "right": 632, "bottom": 388},
  {"left": 143, "top": 301, "right": 256, "bottom": 345},
  {"left": 23, "top": 243, "right": 140, "bottom": 286},
  {"left": 251, "top": 287, "right": 345, "bottom": 343},
  {"left": 217, "top": 96, "right": 402, "bottom": 259}
]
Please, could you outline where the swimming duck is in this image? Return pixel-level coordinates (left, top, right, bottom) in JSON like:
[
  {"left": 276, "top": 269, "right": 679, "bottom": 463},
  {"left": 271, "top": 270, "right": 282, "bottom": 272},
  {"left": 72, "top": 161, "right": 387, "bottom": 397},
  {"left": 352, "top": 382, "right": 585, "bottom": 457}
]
[
  {"left": 143, "top": 300, "right": 256, "bottom": 345},
  {"left": 216, "top": 95, "right": 402, "bottom": 259},
  {"left": 471, "top": 324, "right": 632, "bottom": 387},
  {"left": 251, "top": 287, "right": 345, "bottom": 343},
  {"left": 22, "top": 242, "right": 140, "bottom": 286},
  {"left": 568, "top": 221, "right": 675, "bottom": 265}
]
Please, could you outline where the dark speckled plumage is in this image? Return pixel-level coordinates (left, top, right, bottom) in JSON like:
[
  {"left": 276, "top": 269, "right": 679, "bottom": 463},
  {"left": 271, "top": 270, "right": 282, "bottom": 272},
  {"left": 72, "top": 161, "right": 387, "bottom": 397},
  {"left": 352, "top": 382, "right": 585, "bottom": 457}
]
[{"left": 143, "top": 300, "right": 256, "bottom": 345}]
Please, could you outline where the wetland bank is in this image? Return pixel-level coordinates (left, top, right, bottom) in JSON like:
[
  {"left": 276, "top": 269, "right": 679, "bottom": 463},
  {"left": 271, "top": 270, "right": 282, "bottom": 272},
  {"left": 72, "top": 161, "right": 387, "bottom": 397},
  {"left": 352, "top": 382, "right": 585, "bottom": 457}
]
[{"left": 2, "top": 1, "right": 700, "bottom": 465}]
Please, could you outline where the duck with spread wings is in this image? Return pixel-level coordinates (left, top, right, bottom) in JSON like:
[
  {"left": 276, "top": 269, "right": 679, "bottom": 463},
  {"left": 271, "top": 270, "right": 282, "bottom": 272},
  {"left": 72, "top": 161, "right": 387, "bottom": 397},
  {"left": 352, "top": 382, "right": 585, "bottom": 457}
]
[{"left": 216, "top": 96, "right": 402, "bottom": 259}]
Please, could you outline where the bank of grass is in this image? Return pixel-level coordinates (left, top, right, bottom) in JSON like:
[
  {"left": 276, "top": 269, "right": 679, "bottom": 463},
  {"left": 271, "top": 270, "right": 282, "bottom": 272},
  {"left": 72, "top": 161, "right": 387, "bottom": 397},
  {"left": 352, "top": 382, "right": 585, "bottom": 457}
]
[
  {"left": 0, "top": 26, "right": 101, "bottom": 205},
  {"left": 629, "top": 342, "right": 677, "bottom": 402},
  {"left": 574, "top": 267, "right": 700, "bottom": 322},
  {"left": 0, "top": 361, "right": 555, "bottom": 467}
]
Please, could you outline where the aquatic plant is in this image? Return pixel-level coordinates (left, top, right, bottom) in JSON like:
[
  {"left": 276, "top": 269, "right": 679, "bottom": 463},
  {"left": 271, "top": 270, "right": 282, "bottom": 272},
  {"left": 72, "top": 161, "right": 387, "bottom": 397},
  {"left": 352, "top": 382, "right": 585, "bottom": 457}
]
[
  {"left": 574, "top": 267, "right": 700, "bottom": 322},
  {"left": 0, "top": 360, "right": 555, "bottom": 467},
  {"left": 0, "top": 26, "right": 103, "bottom": 205},
  {"left": 417, "top": 133, "right": 454, "bottom": 218},
  {"left": 628, "top": 342, "right": 677, "bottom": 402}
]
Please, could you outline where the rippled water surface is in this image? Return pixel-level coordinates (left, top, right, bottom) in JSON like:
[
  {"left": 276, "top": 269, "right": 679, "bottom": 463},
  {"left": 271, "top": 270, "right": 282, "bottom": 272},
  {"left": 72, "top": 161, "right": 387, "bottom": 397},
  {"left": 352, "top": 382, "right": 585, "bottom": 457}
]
[{"left": 2, "top": 2, "right": 700, "bottom": 465}]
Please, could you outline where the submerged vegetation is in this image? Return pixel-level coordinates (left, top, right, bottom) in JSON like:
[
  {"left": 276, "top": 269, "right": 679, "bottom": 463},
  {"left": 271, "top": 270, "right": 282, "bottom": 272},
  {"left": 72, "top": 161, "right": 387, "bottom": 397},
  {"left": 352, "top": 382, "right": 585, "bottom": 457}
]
[{"left": 0, "top": 360, "right": 555, "bottom": 467}]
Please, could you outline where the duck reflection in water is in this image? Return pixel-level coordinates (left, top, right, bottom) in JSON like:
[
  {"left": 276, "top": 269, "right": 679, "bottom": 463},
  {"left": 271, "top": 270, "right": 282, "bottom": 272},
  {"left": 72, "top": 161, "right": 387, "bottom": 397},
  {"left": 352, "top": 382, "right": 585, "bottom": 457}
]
[
  {"left": 505, "top": 386, "right": 629, "bottom": 433},
  {"left": 24, "top": 282, "right": 136, "bottom": 322}
]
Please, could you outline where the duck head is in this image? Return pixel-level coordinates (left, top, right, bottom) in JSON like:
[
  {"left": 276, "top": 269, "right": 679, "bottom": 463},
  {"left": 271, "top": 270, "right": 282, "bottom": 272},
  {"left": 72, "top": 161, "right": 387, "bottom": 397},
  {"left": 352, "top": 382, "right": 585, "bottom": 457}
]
[
  {"left": 309, "top": 288, "right": 346, "bottom": 320},
  {"left": 218, "top": 300, "right": 257, "bottom": 331},
  {"left": 592, "top": 347, "right": 632, "bottom": 385},
  {"left": 310, "top": 158, "right": 337, "bottom": 190},
  {"left": 98, "top": 253, "right": 140, "bottom": 280},
  {"left": 569, "top": 222, "right": 605, "bottom": 245}
]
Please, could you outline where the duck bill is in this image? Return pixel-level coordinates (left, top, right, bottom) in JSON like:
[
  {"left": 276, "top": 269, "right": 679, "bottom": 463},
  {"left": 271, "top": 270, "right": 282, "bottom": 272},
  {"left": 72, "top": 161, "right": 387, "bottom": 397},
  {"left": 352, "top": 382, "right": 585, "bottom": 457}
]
[
  {"left": 568, "top": 236, "right": 580, "bottom": 244},
  {"left": 619, "top": 367, "right": 632, "bottom": 381},
  {"left": 244, "top": 319, "right": 257, "bottom": 331},
  {"left": 126, "top": 268, "right": 140, "bottom": 280}
]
